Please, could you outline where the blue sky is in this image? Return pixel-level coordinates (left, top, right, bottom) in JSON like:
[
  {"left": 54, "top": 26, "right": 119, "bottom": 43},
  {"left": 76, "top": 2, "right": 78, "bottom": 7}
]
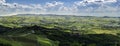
[
  {"left": 0, "top": 0, "right": 120, "bottom": 16},
  {"left": 6, "top": 0, "right": 81, "bottom": 4}
]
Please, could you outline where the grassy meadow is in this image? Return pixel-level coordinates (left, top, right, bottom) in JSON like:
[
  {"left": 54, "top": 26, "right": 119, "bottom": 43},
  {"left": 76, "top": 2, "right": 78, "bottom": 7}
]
[{"left": 0, "top": 15, "right": 120, "bottom": 46}]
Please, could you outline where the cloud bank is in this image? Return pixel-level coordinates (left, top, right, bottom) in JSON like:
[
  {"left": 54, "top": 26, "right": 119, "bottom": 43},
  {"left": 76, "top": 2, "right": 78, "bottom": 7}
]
[{"left": 0, "top": 0, "right": 119, "bottom": 16}]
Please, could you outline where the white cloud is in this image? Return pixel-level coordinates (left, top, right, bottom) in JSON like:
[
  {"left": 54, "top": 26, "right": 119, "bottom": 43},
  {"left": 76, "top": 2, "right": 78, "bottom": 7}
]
[
  {"left": 0, "top": 0, "right": 47, "bottom": 15},
  {"left": 74, "top": 1, "right": 87, "bottom": 6},
  {"left": 84, "top": 0, "right": 97, "bottom": 2},
  {"left": 0, "top": 0, "right": 6, "bottom": 4},
  {"left": 45, "top": 1, "right": 63, "bottom": 8},
  {"left": 59, "top": 6, "right": 69, "bottom": 11},
  {"left": 0, "top": 0, "right": 119, "bottom": 16},
  {"left": 83, "top": 0, "right": 117, "bottom": 3},
  {"left": 103, "top": 0, "right": 117, "bottom": 3},
  {"left": 96, "top": 5, "right": 118, "bottom": 12},
  {"left": 73, "top": 0, "right": 118, "bottom": 12},
  {"left": 74, "top": 0, "right": 117, "bottom": 6}
]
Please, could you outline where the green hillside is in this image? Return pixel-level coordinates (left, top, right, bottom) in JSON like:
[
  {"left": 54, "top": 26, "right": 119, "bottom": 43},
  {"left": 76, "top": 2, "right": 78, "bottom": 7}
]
[{"left": 0, "top": 15, "right": 120, "bottom": 46}]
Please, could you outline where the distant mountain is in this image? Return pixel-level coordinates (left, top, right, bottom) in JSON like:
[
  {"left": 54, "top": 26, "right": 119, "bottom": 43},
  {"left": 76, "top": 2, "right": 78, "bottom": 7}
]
[
  {"left": 15, "top": 14, "right": 59, "bottom": 16},
  {"left": 11, "top": 14, "right": 119, "bottom": 18}
]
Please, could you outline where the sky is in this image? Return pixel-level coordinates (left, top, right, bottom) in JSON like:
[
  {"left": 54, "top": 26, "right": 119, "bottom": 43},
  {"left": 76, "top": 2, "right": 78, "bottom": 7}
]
[{"left": 0, "top": 0, "right": 120, "bottom": 16}]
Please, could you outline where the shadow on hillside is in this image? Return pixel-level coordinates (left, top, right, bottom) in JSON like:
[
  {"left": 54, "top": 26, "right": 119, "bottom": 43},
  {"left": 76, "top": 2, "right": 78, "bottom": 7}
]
[
  {"left": 0, "top": 25, "right": 120, "bottom": 46},
  {"left": 0, "top": 44, "right": 12, "bottom": 46}
]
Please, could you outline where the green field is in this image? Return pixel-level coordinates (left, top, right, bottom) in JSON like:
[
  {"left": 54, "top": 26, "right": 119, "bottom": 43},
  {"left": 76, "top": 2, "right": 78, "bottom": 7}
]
[{"left": 0, "top": 15, "right": 120, "bottom": 46}]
